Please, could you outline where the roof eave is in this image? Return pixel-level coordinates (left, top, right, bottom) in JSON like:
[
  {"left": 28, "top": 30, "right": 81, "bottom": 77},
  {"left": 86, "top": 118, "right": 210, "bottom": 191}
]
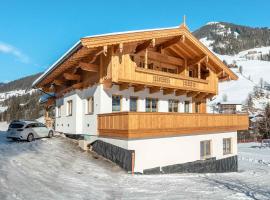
[{"left": 32, "top": 41, "right": 82, "bottom": 88}]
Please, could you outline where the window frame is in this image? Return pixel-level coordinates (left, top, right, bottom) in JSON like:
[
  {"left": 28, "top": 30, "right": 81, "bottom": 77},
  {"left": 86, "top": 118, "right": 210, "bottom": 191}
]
[
  {"left": 130, "top": 96, "right": 138, "bottom": 112},
  {"left": 168, "top": 99, "right": 179, "bottom": 112},
  {"left": 86, "top": 97, "right": 94, "bottom": 115},
  {"left": 145, "top": 98, "right": 158, "bottom": 112},
  {"left": 184, "top": 101, "right": 190, "bottom": 113},
  {"left": 223, "top": 138, "right": 232, "bottom": 155},
  {"left": 57, "top": 106, "right": 61, "bottom": 118},
  {"left": 67, "top": 100, "right": 73, "bottom": 116},
  {"left": 112, "top": 95, "right": 122, "bottom": 112},
  {"left": 200, "top": 140, "right": 212, "bottom": 159}
]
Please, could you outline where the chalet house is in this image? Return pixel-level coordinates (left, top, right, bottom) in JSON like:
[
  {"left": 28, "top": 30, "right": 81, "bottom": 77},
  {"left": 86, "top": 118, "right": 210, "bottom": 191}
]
[{"left": 33, "top": 23, "right": 249, "bottom": 174}]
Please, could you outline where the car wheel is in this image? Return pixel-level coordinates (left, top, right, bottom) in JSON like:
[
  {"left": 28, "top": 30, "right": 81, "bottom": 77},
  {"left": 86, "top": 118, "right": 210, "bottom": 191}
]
[
  {"left": 48, "top": 131, "right": 53, "bottom": 138},
  {"left": 27, "top": 133, "right": 34, "bottom": 142}
]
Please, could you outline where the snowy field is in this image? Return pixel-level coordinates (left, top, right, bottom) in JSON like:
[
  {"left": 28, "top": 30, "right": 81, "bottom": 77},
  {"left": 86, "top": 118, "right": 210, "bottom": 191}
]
[{"left": 0, "top": 122, "right": 270, "bottom": 200}]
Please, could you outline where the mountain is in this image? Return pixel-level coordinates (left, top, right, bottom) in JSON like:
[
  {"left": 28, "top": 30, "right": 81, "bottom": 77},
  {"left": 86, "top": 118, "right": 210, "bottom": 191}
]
[
  {"left": 194, "top": 22, "right": 270, "bottom": 56},
  {"left": 194, "top": 22, "right": 270, "bottom": 113},
  {"left": 0, "top": 73, "right": 44, "bottom": 122},
  {"left": 0, "top": 72, "right": 42, "bottom": 93}
]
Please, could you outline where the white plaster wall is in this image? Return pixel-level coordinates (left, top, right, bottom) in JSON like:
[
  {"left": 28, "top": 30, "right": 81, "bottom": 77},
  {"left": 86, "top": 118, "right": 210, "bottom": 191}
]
[
  {"left": 55, "top": 84, "right": 194, "bottom": 135},
  {"left": 100, "top": 84, "right": 193, "bottom": 113},
  {"left": 98, "top": 132, "right": 237, "bottom": 173}
]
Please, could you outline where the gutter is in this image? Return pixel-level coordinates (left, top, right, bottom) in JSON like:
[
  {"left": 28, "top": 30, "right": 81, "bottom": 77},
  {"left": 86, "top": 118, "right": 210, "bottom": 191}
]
[{"left": 32, "top": 40, "right": 82, "bottom": 88}]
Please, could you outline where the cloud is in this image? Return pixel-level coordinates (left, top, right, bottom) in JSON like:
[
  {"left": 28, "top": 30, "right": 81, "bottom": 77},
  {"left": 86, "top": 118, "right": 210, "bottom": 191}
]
[{"left": 0, "top": 42, "right": 30, "bottom": 63}]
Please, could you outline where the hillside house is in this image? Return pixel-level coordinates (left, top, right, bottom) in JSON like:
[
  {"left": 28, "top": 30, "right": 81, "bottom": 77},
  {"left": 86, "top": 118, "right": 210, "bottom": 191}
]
[{"left": 33, "top": 23, "right": 249, "bottom": 174}]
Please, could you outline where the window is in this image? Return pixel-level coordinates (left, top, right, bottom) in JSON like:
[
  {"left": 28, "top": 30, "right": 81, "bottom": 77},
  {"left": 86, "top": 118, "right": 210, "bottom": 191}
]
[
  {"left": 57, "top": 106, "right": 61, "bottom": 117},
  {"left": 67, "top": 100, "right": 73, "bottom": 116},
  {"left": 189, "top": 70, "right": 193, "bottom": 77},
  {"left": 184, "top": 101, "right": 190, "bottom": 113},
  {"left": 112, "top": 95, "right": 121, "bottom": 112},
  {"left": 146, "top": 98, "right": 158, "bottom": 112},
  {"left": 195, "top": 102, "right": 200, "bottom": 113},
  {"left": 86, "top": 97, "right": 94, "bottom": 114},
  {"left": 223, "top": 138, "right": 232, "bottom": 155},
  {"left": 130, "top": 97, "right": 138, "bottom": 112},
  {"left": 169, "top": 99, "right": 179, "bottom": 112},
  {"left": 200, "top": 140, "right": 211, "bottom": 159}
]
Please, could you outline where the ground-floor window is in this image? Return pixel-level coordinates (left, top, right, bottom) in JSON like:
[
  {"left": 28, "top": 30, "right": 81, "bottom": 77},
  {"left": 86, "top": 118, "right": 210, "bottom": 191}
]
[
  {"left": 200, "top": 140, "right": 211, "bottom": 159},
  {"left": 146, "top": 98, "right": 158, "bottom": 112},
  {"left": 67, "top": 100, "right": 73, "bottom": 116},
  {"left": 184, "top": 101, "right": 190, "bottom": 113},
  {"left": 57, "top": 106, "right": 61, "bottom": 117},
  {"left": 86, "top": 97, "right": 94, "bottom": 114},
  {"left": 168, "top": 99, "right": 179, "bottom": 112},
  {"left": 130, "top": 96, "right": 138, "bottom": 112},
  {"left": 112, "top": 95, "right": 122, "bottom": 112},
  {"left": 223, "top": 138, "right": 232, "bottom": 155}
]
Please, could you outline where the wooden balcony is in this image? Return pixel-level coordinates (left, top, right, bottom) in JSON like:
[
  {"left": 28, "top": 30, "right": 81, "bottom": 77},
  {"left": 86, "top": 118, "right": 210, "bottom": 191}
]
[{"left": 98, "top": 112, "right": 249, "bottom": 139}]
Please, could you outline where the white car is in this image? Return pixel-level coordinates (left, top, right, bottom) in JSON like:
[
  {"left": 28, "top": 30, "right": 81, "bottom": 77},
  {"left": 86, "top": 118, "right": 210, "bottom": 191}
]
[{"left": 6, "top": 120, "right": 54, "bottom": 142}]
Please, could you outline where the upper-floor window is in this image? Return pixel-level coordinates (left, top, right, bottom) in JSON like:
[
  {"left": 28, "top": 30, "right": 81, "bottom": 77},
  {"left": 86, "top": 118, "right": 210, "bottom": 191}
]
[
  {"left": 67, "top": 100, "right": 73, "bottom": 116},
  {"left": 146, "top": 98, "right": 158, "bottom": 112},
  {"left": 184, "top": 101, "right": 190, "bottom": 113},
  {"left": 112, "top": 95, "right": 122, "bottom": 112},
  {"left": 200, "top": 140, "right": 211, "bottom": 159},
  {"left": 130, "top": 97, "right": 138, "bottom": 112},
  {"left": 168, "top": 99, "right": 179, "bottom": 112},
  {"left": 86, "top": 97, "right": 94, "bottom": 114},
  {"left": 223, "top": 138, "right": 232, "bottom": 155}
]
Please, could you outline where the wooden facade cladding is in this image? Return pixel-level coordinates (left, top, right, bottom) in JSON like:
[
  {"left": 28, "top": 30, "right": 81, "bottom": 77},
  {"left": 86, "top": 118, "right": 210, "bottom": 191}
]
[
  {"left": 98, "top": 112, "right": 249, "bottom": 139},
  {"left": 111, "top": 53, "right": 218, "bottom": 94}
]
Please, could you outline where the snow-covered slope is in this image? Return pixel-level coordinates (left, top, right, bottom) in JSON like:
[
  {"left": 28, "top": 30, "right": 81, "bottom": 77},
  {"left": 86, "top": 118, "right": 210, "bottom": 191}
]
[{"left": 200, "top": 37, "right": 270, "bottom": 110}]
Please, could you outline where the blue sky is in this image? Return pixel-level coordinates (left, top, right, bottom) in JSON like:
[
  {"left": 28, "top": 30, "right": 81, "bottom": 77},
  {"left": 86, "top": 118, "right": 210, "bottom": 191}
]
[{"left": 1, "top": 0, "right": 270, "bottom": 82}]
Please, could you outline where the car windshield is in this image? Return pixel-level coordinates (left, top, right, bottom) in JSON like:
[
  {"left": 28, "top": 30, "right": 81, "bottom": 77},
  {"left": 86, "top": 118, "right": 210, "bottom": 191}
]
[{"left": 9, "top": 123, "right": 24, "bottom": 129}]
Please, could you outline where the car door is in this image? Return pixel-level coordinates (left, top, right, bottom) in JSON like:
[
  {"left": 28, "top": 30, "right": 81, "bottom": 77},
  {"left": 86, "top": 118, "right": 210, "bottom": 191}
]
[
  {"left": 38, "top": 123, "right": 49, "bottom": 137},
  {"left": 31, "top": 123, "right": 41, "bottom": 138}
]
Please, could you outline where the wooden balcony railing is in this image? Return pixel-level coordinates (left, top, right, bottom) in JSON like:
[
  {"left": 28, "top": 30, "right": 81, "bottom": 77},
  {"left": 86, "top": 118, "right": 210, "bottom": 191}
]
[{"left": 98, "top": 112, "right": 249, "bottom": 139}]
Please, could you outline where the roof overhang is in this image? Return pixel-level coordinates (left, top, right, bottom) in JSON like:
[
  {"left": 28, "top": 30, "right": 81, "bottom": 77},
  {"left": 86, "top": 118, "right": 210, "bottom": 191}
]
[{"left": 33, "top": 24, "right": 238, "bottom": 88}]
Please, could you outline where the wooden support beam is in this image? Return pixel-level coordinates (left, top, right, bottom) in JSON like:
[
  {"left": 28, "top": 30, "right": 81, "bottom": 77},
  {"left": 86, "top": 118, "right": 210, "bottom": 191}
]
[
  {"left": 72, "top": 82, "right": 84, "bottom": 90},
  {"left": 156, "top": 36, "right": 182, "bottom": 51},
  {"left": 175, "top": 90, "right": 187, "bottom": 96},
  {"left": 63, "top": 73, "right": 80, "bottom": 81},
  {"left": 147, "top": 51, "right": 184, "bottom": 66},
  {"left": 103, "top": 79, "right": 112, "bottom": 89},
  {"left": 78, "top": 62, "right": 98, "bottom": 72},
  {"left": 103, "top": 46, "right": 108, "bottom": 56},
  {"left": 194, "top": 92, "right": 208, "bottom": 100},
  {"left": 119, "top": 83, "right": 129, "bottom": 91},
  {"left": 163, "top": 88, "right": 174, "bottom": 95},
  {"left": 144, "top": 48, "right": 148, "bottom": 69},
  {"left": 53, "top": 79, "right": 64, "bottom": 86},
  {"left": 134, "top": 40, "right": 152, "bottom": 54},
  {"left": 187, "top": 91, "right": 199, "bottom": 97},
  {"left": 149, "top": 87, "right": 160, "bottom": 94},
  {"left": 187, "top": 55, "right": 208, "bottom": 67},
  {"left": 198, "top": 63, "right": 201, "bottom": 79},
  {"left": 205, "top": 93, "right": 215, "bottom": 99},
  {"left": 133, "top": 85, "right": 145, "bottom": 92}
]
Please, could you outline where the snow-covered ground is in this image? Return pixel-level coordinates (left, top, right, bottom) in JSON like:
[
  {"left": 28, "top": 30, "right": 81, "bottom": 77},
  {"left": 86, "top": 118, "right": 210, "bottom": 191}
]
[{"left": 0, "top": 123, "right": 270, "bottom": 200}]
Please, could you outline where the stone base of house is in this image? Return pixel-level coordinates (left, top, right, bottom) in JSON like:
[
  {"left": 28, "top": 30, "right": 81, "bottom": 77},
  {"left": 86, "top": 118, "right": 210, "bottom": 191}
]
[
  {"left": 90, "top": 139, "right": 238, "bottom": 174},
  {"left": 143, "top": 156, "right": 238, "bottom": 174}
]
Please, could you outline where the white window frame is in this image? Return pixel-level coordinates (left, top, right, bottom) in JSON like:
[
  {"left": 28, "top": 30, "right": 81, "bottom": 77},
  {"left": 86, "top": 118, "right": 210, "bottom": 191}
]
[
  {"left": 57, "top": 106, "right": 61, "bottom": 117},
  {"left": 112, "top": 95, "right": 122, "bottom": 112},
  {"left": 67, "top": 100, "right": 73, "bottom": 116},
  {"left": 86, "top": 97, "right": 94, "bottom": 115},
  {"left": 223, "top": 138, "right": 232, "bottom": 155},
  {"left": 168, "top": 99, "right": 179, "bottom": 112},
  {"left": 200, "top": 140, "right": 212, "bottom": 159}
]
